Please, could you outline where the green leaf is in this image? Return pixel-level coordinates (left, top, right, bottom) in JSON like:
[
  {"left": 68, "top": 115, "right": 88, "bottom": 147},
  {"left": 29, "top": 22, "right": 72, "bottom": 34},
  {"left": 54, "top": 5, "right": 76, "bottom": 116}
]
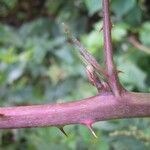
[
  {"left": 112, "top": 23, "right": 127, "bottom": 41},
  {"left": 117, "top": 57, "right": 146, "bottom": 91},
  {"left": 0, "top": 24, "right": 23, "bottom": 47},
  {"left": 84, "top": 0, "right": 102, "bottom": 16},
  {"left": 1, "top": 0, "right": 17, "bottom": 9},
  {"left": 111, "top": 136, "right": 149, "bottom": 150},
  {"left": 94, "top": 121, "right": 118, "bottom": 131},
  {"left": 124, "top": 5, "right": 142, "bottom": 26},
  {"left": 140, "top": 22, "right": 150, "bottom": 47},
  {"left": 112, "top": 0, "right": 136, "bottom": 17},
  {"left": 7, "top": 63, "right": 24, "bottom": 84},
  {"left": 82, "top": 31, "right": 103, "bottom": 53}
]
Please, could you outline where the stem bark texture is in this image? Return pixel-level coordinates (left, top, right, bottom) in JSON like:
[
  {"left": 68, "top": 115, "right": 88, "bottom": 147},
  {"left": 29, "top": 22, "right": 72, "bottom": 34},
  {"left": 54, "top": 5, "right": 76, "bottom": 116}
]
[{"left": 0, "top": 92, "right": 149, "bottom": 129}]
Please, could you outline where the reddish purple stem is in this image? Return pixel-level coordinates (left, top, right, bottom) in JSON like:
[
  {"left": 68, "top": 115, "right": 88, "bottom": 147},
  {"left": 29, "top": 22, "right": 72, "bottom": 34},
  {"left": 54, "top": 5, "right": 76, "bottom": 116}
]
[
  {"left": 102, "top": 0, "right": 122, "bottom": 96},
  {"left": 0, "top": 92, "right": 150, "bottom": 129},
  {"left": 0, "top": 0, "right": 149, "bottom": 130}
]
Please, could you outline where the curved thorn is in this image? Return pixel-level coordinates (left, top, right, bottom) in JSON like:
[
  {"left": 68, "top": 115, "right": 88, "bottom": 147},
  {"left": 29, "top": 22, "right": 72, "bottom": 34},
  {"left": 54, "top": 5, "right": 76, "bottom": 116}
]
[
  {"left": 87, "top": 124, "right": 97, "bottom": 138},
  {"left": 58, "top": 127, "right": 68, "bottom": 137}
]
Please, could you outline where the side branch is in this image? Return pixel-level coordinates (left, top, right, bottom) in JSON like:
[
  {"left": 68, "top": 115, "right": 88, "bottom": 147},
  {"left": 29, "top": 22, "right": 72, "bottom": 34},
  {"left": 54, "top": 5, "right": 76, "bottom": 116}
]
[
  {"left": 0, "top": 92, "right": 149, "bottom": 129},
  {"left": 102, "top": 0, "right": 122, "bottom": 96},
  {"left": 128, "top": 35, "right": 150, "bottom": 54}
]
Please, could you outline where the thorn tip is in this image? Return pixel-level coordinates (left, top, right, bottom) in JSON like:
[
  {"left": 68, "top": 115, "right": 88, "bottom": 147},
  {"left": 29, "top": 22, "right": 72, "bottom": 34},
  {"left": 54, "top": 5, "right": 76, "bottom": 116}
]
[
  {"left": 58, "top": 127, "right": 68, "bottom": 137},
  {"left": 87, "top": 124, "right": 97, "bottom": 138}
]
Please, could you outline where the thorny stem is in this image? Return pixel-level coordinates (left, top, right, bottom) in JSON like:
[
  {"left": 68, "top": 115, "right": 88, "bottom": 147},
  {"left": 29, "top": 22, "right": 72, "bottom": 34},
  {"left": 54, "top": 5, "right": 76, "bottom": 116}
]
[
  {"left": 102, "top": 0, "right": 122, "bottom": 96},
  {"left": 0, "top": 92, "right": 150, "bottom": 129},
  {"left": 0, "top": 0, "right": 149, "bottom": 132}
]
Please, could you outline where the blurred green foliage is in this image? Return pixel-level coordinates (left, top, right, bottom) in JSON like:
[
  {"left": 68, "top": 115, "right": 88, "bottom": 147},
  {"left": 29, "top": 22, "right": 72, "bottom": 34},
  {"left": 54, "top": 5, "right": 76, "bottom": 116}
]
[{"left": 0, "top": 0, "right": 150, "bottom": 150}]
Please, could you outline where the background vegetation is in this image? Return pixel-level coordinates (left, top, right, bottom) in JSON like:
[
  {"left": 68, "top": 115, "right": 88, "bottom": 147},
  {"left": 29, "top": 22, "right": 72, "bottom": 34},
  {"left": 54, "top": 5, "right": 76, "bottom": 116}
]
[{"left": 0, "top": 0, "right": 150, "bottom": 149}]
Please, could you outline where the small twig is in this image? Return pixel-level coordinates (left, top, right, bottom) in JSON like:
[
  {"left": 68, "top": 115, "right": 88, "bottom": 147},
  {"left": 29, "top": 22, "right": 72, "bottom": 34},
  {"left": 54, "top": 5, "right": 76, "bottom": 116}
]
[
  {"left": 85, "top": 65, "right": 110, "bottom": 92},
  {"left": 128, "top": 35, "right": 150, "bottom": 55},
  {"left": 63, "top": 23, "right": 108, "bottom": 78},
  {"left": 102, "top": 0, "right": 122, "bottom": 96},
  {"left": 71, "top": 37, "right": 108, "bottom": 77}
]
